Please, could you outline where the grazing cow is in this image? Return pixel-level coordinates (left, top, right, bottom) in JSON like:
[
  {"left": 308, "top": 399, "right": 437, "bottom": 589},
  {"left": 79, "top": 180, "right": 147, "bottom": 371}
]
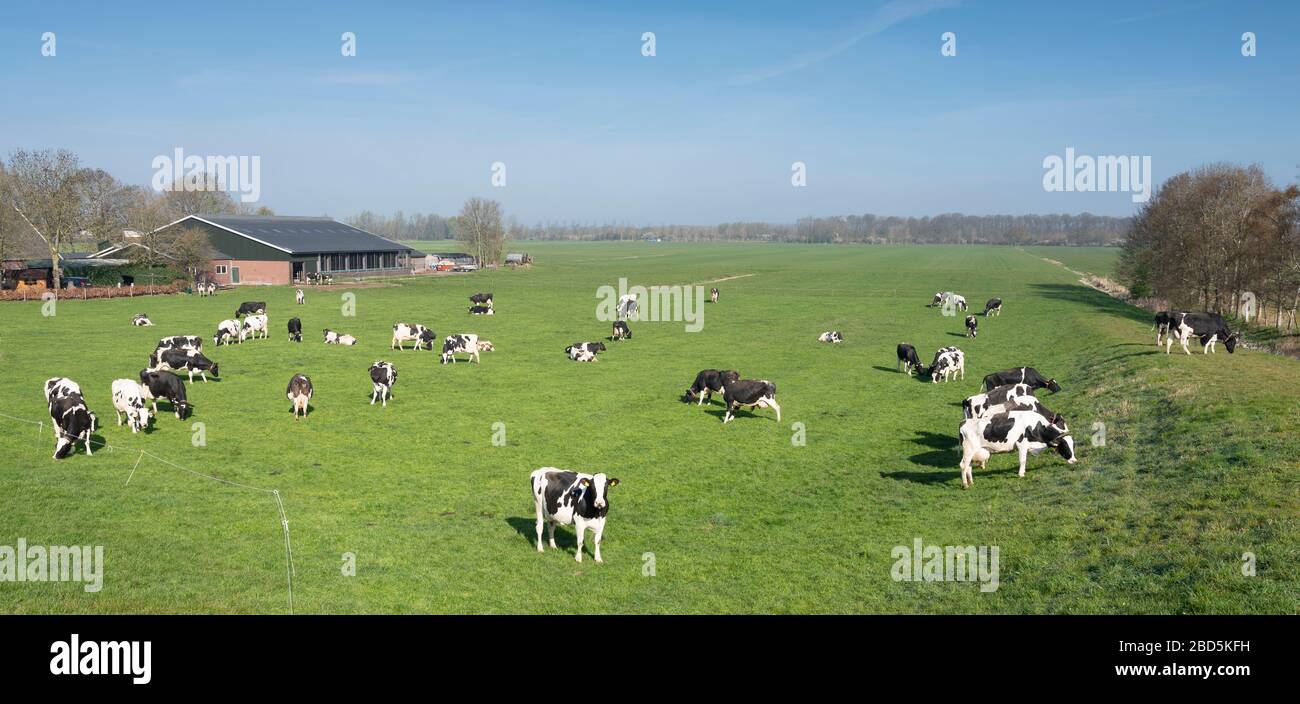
[
  {"left": 441, "top": 334, "right": 481, "bottom": 364},
  {"left": 44, "top": 377, "right": 83, "bottom": 402},
  {"left": 137, "top": 369, "right": 190, "bottom": 419},
  {"left": 241, "top": 314, "right": 269, "bottom": 341},
  {"left": 286, "top": 374, "right": 313, "bottom": 419},
  {"left": 295, "top": 289, "right": 305, "bottom": 305},
  {"left": 369, "top": 361, "right": 397, "bottom": 406},
  {"left": 476, "top": 339, "right": 495, "bottom": 352},
  {"left": 1153, "top": 310, "right": 1190, "bottom": 346},
  {"left": 897, "top": 343, "right": 923, "bottom": 376},
  {"left": 611, "top": 321, "right": 632, "bottom": 340},
  {"left": 818, "top": 331, "right": 844, "bottom": 343},
  {"left": 949, "top": 294, "right": 968, "bottom": 311},
  {"left": 957, "top": 410, "right": 1077, "bottom": 488},
  {"left": 930, "top": 346, "right": 965, "bottom": 383},
  {"left": 982, "top": 367, "right": 1060, "bottom": 393},
  {"left": 213, "top": 319, "right": 243, "bottom": 346},
  {"left": 49, "top": 387, "right": 96, "bottom": 460},
  {"left": 391, "top": 323, "right": 437, "bottom": 351},
  {"left": 681, "top": 369, "right": 739, "bottom": 405},
  {"left": 965, "top": 315, "right": 978, "bottom": 338},
  {"left": 235, "top": 301, "right": 266, "bottom": 317},
  {"left": 111, "top": 379, "right": 150, "bottom": 432},
  {"left": 1164, "top": 312, "right": 1238, "bottom": 355},
  {"left": 287, "top": 317, "right": 302, "bottom": 342},
  {"left": 155, "top": 335, "right": 203, "bottom": 356},
  {"left": 984, "top": 297, "right": 1003, "bottom": 317},
  {"left": 962, "top": 383, "right": 1034, "bottom": 419},
  {"left": 616, "top": 294, "right": 638, "bottom": 320},
  {"left": 468, "top": 305, "right": 495, "bottom": 315},
  {"left": 929, "top": 291, "right": 952, "bottom": 307},
  {"left": 722, "top": 379, "right": 780, "bottom": 423},
  {"left": 710, "top": 288, "right": 719, "bottom": 303},
  {"left": 155, "top": 348, "right": 219, "bottom": 382},
  {"left": 530, "top": 468, "right": 620, "bottom": 563},
  {"left": 132, "top": 314, "right": 154, "bottom": 326},
  {"left": 323, "top": 329, "right": 358, "bottom": 345},
  {"left": 469, "top": 293, "right": 494, "bottom": 307}
]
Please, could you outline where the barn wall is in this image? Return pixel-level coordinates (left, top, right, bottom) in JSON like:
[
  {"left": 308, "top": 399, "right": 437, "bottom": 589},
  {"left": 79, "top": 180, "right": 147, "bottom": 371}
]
[{"left": 230, "top": 260, "right": 291, "bottom": 285}]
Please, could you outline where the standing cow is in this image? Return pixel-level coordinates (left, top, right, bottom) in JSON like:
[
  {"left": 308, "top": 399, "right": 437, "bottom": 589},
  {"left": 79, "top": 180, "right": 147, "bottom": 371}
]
[
  {"left": 241, "top": 314, "right": 270, "bottom": 341},
  {"left": 442, "top": 334, "right": 481, "bottom": 364},
  {"left": 930, "top": 346, "right": 965, "bottom": 383},
  {"left": 1164, "top": 312, "right": 1238, "bottom": 355},
  {"left": 984, "top": 297, "right": 1003, "bottom": 317},
  {"left": 296, "top": 289, "right": 305, "bottom": 305},
  {"left": 235, "top": 301, "right": 266, "bottom": 317},
  {"left": 369, "top": 361, "right": 397, "bottom": 406},
  {"left": 681, "top": 369, "right": 739, "bottom": 405},
  {"left": 611, "top": 321, "right": 632, "bottom": 340},
  {"left": 137, "top": 369, "right": 190, "bottom": 420},
  {"left": 287, "top": 317, "right": 302, "bottom": 342},
  {"left": 392, "top": 323, "right": 436, "bottom": 351},
  {"left": 897, "top": 343, "right": 923, "bottom": 376},
  {"left": 710, "top": 288, "right": 719, "bottom": 303},
  {"left": 965, "top": 315, "right": 978, "bottom": 338},
  {"left": 530, "top": 468, "right": 619, "bottom": 563},
  {"left": 617, "top": 294, "right": 638, "bottom": 320},
  {"left": 111, "top": 379, "right": 151, "bottom": 433},
  {"left": 981, "top": 367, "right": 1060, "bottom": 393},
  {"left": 469, "top": 293, "right": 494, "bottom": 308},
  {"left": 286, "top": 374, "right": 313, "bottom": 419},
  {"left": 214, "top": 319, "right": 243, "bottom": 346},
  {"left": 957, "top": 409, "right": 1077, "bottom": 489},
  {"left": 46, "top": 378, "right": 96, "bottom": 459},
  {"left": 722, "top": 379, "right": 781, "bottom": 423}
]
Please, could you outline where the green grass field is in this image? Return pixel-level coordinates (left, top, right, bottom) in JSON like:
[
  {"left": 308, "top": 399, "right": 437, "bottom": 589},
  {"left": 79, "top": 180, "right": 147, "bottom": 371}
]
[
  {"left": 1021, "top": 245, "right": 1121, "bottom": 278},
  {"left": 0, "top": 243, "right": 1295, "bottom": 614}
]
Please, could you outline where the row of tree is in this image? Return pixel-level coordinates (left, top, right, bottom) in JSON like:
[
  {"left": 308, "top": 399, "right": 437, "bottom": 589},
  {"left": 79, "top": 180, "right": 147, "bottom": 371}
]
[{"left": 1119, "top": 163, "right": 1300, "bottom": 328}]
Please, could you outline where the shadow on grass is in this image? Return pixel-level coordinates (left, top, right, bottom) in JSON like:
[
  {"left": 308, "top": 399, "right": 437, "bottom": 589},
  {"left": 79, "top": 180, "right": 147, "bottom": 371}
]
[
  {"left": 505, "top": 516, "right": 578, "bottom": 551},
  {"left": 1028, "top": 282, "right": 1151, "bottom": 325},
  {"left": 871, "top": 365, "right": 932, "bottom": 383},
  {"left": 703, "top": 408, "right": 780, "bottom": 422}
]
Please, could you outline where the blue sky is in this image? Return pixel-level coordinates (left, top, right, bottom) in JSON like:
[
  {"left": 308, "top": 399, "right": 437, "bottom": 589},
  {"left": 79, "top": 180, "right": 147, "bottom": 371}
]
[{"left": 1, "top": 0, "right": 1296, "bottom": 223}]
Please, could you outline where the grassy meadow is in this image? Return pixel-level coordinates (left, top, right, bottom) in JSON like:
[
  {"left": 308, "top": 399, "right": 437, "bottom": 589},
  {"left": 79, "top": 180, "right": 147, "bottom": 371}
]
[{"left": 0, "top": 242, "right": 1295, "bottom": 614}]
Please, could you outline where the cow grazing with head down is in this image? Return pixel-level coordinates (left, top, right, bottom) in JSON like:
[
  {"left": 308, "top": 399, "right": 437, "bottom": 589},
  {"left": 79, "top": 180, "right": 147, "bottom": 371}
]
[
  {"left": 710, "top": 288, "right": 719, "bottom": 303},
  {"left": 241, "top": 314, "right": 269, "bottom": 341},
  {"left": 722, "top": 379, "right": 780, "bottom": 423},
  {"left": 963, "top": 384, "right": 1066, "bottom": 431},
  {"left": 287, "top": 317, "right": 302, "bottom": 342},
  {"left": 442, "top": 334, "right": 481, "bottom": 364},
  {"left": 818, "top": 331, "right": 844, "bottom": 343},
  {"left": 469, "top": 293, "right": 494, "bottom": 307},
  {"left": 611, "top": 321, "right": 632, "bottom": 340},
  {"left": 286, "top": 374, "right": 313, "bottom": 419},
  {"left": 47, "top": 380, "right": 96, "bottom": 460},
  {"left": 154, "top": 335, "right": 203, "bottom": 363},
  {"left": 681, "top": 369, "right": 739, "bottom": 405},
  {"left": 155, "top": 348, "right": 219, "bottom": 382},
  {"left": 1154, "top": 310, "right": 1189, "bottom": 346},
  {"left": 468, "top": 305, "right": 494, "bottom": 315},
  {"left": 617, "top": 294, "right": 638, "bottom": 320},
  {"left": 530, "top": 468, "right": 620, "bottom": 563},
  {"left": 1165, "top": 312, "right": 1238, "bottom": 355},
  {"left": 982, "top": 367, "right": 1059, "bottom": 393},
  {"left": 132, "top": 314, "right": 154, "bottom": 326},
  {"left": 111, "top": 379, "right": 150, "bottom": 433},
  {"left": 897, "top": 343, "right": 923, "bottom": 376},
  {"left": 930, "top": 346, "right": 965, "bottom": 383},
  {"left": 984, "top": 297, "right": 1002, "bottom": 317},
  {"left": 392, "top": 323, "right": 436, "bottom": 351},
  {"left": 137, "top": 369, "right": 190, "bottom": 419},
  {"left": 214, "top": 319, "right": 243, "bottom": 346},
  {"left": 957, "top": 409, "right": 1077, "bottom": 489},
  {"left": 235, "top": 301, "right": 266, "bottom": 317},
  {"left": 965, "top": 315, "right": 978, "bottom": 338},
  {"left": 369, "top": 361, "right": 397, "bottom": 406}
]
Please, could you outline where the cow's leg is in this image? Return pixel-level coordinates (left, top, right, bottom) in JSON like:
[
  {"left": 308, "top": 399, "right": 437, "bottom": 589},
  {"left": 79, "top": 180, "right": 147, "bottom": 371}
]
[
  {"left": 83, "top": 431, "right": 93, "bottom": 456},
  {"left": 115, "top": 409, "right": 123, "bottom": 426},
  {"left": 1017, "top": 443, "right": 1029, "bottom": 477},
  {"left": 1181, "top": 336, "right": 1191, "bottom": 355},
  {"left": 769, "top": 399, "right": 782, "bottom": 423},
  {"left": 592, "top": 522, "right": 604, "bottom": 563},
  {"left": 548, "top": 521, "right": 557, "bottom": 550},
  {"left": 535, "top": 508, "right": 545, "bottom": 552},
  {"left": 573, "top": 521, "right": 585, "bottom": 563},
  {"left": 370, "top": 387, "right": 377, "bottom": 405}
]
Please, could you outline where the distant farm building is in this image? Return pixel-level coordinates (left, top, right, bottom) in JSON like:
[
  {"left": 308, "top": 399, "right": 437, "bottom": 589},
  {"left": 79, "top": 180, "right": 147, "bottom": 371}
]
[
  {"left": 505, "top": 252, "right": 532, "bottom": 266},
  {"left": 153, "top": 215, "right": 417, "bottom": 286}
]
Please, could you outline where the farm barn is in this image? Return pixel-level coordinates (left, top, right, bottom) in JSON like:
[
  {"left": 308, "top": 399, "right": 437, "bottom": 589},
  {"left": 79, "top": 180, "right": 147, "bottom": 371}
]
[{"left": 152, "top": 214, "right": 418, "bottom": 286}]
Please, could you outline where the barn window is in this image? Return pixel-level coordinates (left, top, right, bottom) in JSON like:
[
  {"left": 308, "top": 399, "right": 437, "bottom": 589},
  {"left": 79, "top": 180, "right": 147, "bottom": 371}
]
[{"left": 215, "top": 265, "right": 228, "bottom": 275}]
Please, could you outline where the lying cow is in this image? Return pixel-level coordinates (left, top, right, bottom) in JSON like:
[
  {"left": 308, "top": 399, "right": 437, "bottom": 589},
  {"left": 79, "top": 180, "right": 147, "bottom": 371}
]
[
  {"left": 957, "top": 409, "right": 1077, "bottom": 489},
  {"left": 111, "top": 379, "right": 151, "bottom": 433},
  {"left": 468, "top": 305, "right": 494, "bottom": 315},
  {"left": 132, "top": 314, "right": 154, "bottom": 326},
  {"left": 287, "top": 374, "right": 313, "bottom": 419},
  {"left": 930, "top": 346, "right": 965, "bottom": 383},
  {"left": 722, "top": 379, "right": 780, "bottom": 423},
  {"left": 565, "top": 341, "right": 605, "bottom": 362},
  {"left": 476, "top": 339, "right": 495, "bottom": 352},
  {"left": 530, "top": 468, "right": 619, "bottom": 563},
  {"left": 155, "top": 348, "right": 219, "bottom": 382},
  {"left": 369, "top": 361, "right": 397, "bottom": 406},
  {"left": 611, "top": 321, "right": 632, "bottom": 340},
  {"left": 469, "top": 292, "right": 494, "bottom": 307},
  {"left": 47, "top": 381, "right": 96, "bottom": 459},
  {"left": 442, "top": 334, "right": 481, "bottom": 364},
  {"left": 982, "top": 367, "right": 1059, "bottom": 393},
  {"left": 897, "top": 343, "right": 923, "bottom": 376},
  {"left": 1165, "top": 312, "right": 1238, "bottom": 355},
  {"left": 681, "top": 369, "right": 739, "bottom": 405},
  {"left": 236, "top": 301, "right": 266, "bottom": 317},
  {"left": 818, "top": 331, "right": 844, "bottom": 343},
  {"left": 287, "top": 317, "right": 302, "bottom": 343},
  {"left": 324, "top": 329, "right": 358, "bottom": 345},
  {"left": 241, "top": 313, "right": 269, "bottom": 341},
  {"left": 138, "top": 369, "right": 190, "bottom": 420},
  {"left": 984, "top": 297, "right": 1002, "bottom": 317},
  {"left": 965, "top": 315, "right": 978, "bottom": 338},
  {"left": 214, "top": 319, "right": 243, "bottom": 346},
  {"left": 392, "top": 323, "right": 436, "bottom": 351}
]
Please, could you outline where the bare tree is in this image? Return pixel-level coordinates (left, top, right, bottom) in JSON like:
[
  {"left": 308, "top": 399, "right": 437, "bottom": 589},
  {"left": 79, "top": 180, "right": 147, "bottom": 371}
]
[{"left": 455, "top": 197, "right": 505, "bottom": 266}]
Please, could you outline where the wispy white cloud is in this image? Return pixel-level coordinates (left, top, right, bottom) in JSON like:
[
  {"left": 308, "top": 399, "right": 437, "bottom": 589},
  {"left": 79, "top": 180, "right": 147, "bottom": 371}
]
[
  {"left": 312, "top": 70, "right": 415, "bottom": 86},
  {"left": 731, "top": 0, "right": 961, "bottom": 85}
]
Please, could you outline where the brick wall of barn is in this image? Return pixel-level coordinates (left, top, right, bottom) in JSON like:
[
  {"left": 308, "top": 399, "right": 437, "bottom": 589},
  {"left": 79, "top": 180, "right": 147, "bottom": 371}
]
[{"left": 229, "top": 260, "right": 292, "bottom": 285}]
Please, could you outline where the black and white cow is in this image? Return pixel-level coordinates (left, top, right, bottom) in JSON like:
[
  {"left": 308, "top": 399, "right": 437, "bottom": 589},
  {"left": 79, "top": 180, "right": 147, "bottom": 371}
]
[
  {"left": 530, "top": 468, "right": 619, "bottom": 563},
  {"left": 930, "top": 346, "right": 965, "bottom": 383},
  {"left": 565, "top": 341, "right": 605, "bottom": 362},
  {"left": 611, "top": 320, "right": 632, "bottom": 340},
  {"left": 137, "top": 369, "right": 190, "bottom": 419},
  {"left": 1164, "top": 312, "right": 1238, "bottom": 355},
  {"left": 616, "top": 294, "right": 638, "bottom": 320},
  {"left": 681, "top": 369, "right": 739, "bottom": 405},
  {"left": 287, "top": 374, "right": 313, "bottom": 419},
  {"left": 984, "top": 297, "right": 1003, "bottom": 317},
  {"left": 295, "top": 288, "right": 305, "bottom": 305},
  {"left": 963, "top": 384, "right": 1066, "bottom": 431},
  {"left": 241, "top": 313, "right": 269, "bottom": 341},
  {"left": 214, "top": 319, "right": 243, "bottom": 346},
  {"left": 111, "top": 378, "right": 150, "bottom": 432},
  {"left": 722, "top": 379, "right": 780, "bottom": 423},
  {"left": 132, "top": 314, "right": 154, "bottom": 326},
  {"left": 818, "top": 331, "right": 844, "bottom": 343},
  {"left": 442, "top": 334, "right": 481, "bottom": 364},
  {"left": 965, "top": 315, "right": 978, "bottom": 338},
  {"left": 287, "top": 317, "right": 302, "bottom": 342},
  {"left": 468, "top": 305, "right": 495, "bottom": 315},
  {"left": 155, "top": 348, "right": 219, "bottom": 382},
  {"left": 710, "top": 288, "right": 719, "bottom": 303},
  {"left": 897, "top": 343, "right": 923, "bottom": 376},
  {"left": 929, "top": 291, "right": 952, "bottom": 307},
  {"left": 392, "top": 323, "right": 436, "bottom": 351},
  {"left": 369, "top": 361, "right": 397, "bottom": 406},
  {"left": 982, "top": 367, "right": 1060, "bottom": 393},
  {"left": 48, "top": 383, "right": 96, "bottom": 460},
  {"left": 469, "top": 292, "right": 494, "bottom": 307},
  {"left": 957, "top": 409, "right": 1077, "bottom": 489},
  {"left": 930, "top": 292, "right": 967, "bottom": 311},
  {"left": 154, "top": 335, "right": 203, "bottom": 360},
  {"left": 1153, "top": 310, "right": 1189, "bottom": 347},
  {"left": 235, "top": 301, "right": 266, "bottom": 317}
]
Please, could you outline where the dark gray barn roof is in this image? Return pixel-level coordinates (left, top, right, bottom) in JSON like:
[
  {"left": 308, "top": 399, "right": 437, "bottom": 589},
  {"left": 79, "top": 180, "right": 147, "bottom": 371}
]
[{"left": 188, "top": 215, "right": 414, "bottom": 255}]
